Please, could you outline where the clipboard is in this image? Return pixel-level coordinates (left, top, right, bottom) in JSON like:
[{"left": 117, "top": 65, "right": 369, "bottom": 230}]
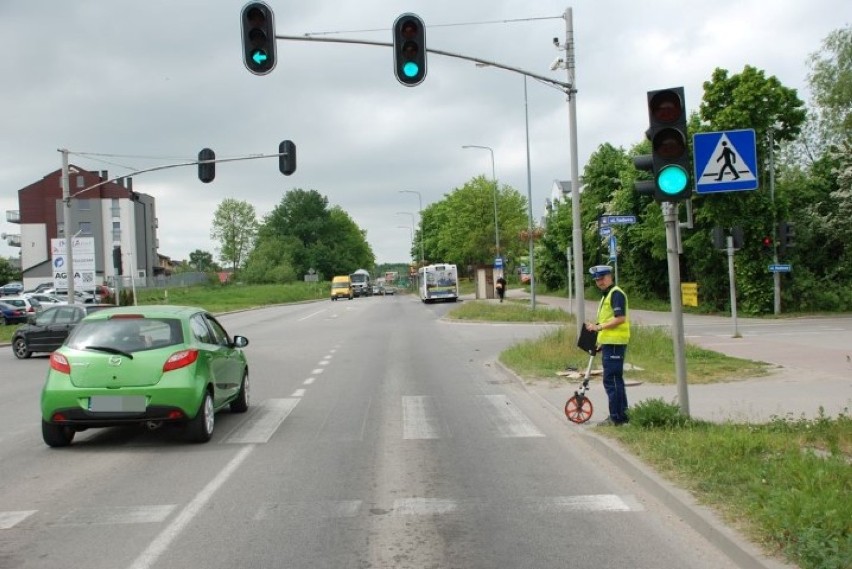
[{"left": 576, "top": 326, "right": 598, "bottom": 355}]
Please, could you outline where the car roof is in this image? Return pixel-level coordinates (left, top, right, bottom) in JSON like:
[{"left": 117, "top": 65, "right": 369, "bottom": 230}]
[{"left": 81, "top": 305, "right": 206, "bottom": 321}]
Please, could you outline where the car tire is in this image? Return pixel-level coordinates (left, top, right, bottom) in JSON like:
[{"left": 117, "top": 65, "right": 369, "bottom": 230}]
[
  {"left": 42, "top": 421, "right": 75, "bottom": 447},
  {"left": 230, "top": 370, "right": 250, "bottom": 413},
  {"left": 12, "top": 337, "right": 31, "bottom": 359},
  {"left": 186, "top": 391, "right": 214, "bottom": 443}
]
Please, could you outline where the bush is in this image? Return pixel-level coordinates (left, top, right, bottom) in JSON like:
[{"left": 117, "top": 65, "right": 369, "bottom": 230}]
[{"left": 629, "top": 398, "right": 693, "bottom": 428}]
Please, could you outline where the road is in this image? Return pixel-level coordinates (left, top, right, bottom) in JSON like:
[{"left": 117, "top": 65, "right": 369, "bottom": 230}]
[{"left": 0, "top": 294, "right": 797, "bottom": 569}]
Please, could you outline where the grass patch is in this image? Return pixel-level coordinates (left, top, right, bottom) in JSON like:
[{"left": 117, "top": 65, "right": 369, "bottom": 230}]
[
  {"left": 498, "top": 324, "right": 769, "bottom": 385},
  {"left": 447, "top": 300, "right": 572, "bottom": 323},
  {"left": 607, "top": 401, "right": 852, "bottom": 569}
]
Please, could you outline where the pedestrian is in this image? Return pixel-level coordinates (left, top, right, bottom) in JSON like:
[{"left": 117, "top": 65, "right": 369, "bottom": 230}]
[
  {"left": 585, "top": 265, "right": 630, "bottom": 425},
  {"left": 495, "top": 275, "right": 507, "bottom": 303}
]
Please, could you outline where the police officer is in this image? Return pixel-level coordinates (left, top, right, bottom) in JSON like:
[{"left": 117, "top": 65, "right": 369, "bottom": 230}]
[{"left": 585, "top": 265, "right": 630, "bottom": 425}]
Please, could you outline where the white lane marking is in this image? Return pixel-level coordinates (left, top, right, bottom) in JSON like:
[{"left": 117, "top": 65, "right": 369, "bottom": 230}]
[
  {"left": 531, "top": 495, "right": 637, "bottom": 512},
  {"left": 303, "top": 377, "right": 316, "bottom": 385},
  {"left": 291, "top": 389, "right": 306, "bottom": 398},
  {"left": 0, "top": 510, "right": 36, "bottom": 529},
  {"left": 225, "top": 398, "right": 301, "bottom": 444},
  {"left": 297, "top": 309, "right": 326, "bottom": 322},
  {"left": 478, "top": 395, "right": 545, "bottom": 438},
  {"left": 402, "top": 396, "right": 442, "bottom": 439},
  {"left": 127, "top": 446, "right": 254, "bottom": 569},
  {"left": 51, "top": 505, "right": 176, "bottom": 526},
  {"left": 253, "top": 500, "right": 362, "bottom": 520},
  {"left": 311, "top": 368, "right": 325, "bottom": 375},
  {"left": 318, "top": 360, "right": 329, "bottom": 366},
  {"left": 394, "top": 498, "right": 458, "bottom": 515}
]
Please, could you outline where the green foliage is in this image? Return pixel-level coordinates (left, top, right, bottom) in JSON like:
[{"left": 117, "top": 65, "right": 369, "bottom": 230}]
[
  {"left": 0, "top": 257, "right": 21, "bottom": 285},
  {"left": 626, "top": 398, "right": 692, "bottom": 428},
  {"left": 609, "top": 413, "right": 852, "bottom": 569},
  {"left": 421, "top": 176, "right": 528, "bottom": 268},
  {"left": 210, "top": 199, "right": 258, "bottom": 275}
]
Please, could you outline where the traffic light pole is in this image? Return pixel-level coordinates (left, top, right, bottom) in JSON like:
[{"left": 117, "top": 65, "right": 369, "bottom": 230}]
[
  {"left": 662, "top": 202, "right": 690, "bottom": 416},
  {"left": 58, "top": 149, "right": 288, "bottom": 303}
]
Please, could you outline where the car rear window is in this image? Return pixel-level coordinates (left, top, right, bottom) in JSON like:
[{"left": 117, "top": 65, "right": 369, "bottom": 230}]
[{"left": 67, "top": 318, "right": 184, "bottom": 352}]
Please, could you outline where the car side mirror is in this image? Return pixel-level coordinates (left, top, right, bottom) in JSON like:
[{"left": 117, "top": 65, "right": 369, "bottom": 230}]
[{"left": 232, "top": 335, "right": 249, "bottom": 348}]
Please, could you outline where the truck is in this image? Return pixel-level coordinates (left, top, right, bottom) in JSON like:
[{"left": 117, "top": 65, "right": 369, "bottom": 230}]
[{"left": 349, "top": 269, "right": 372, "bottom": 297}]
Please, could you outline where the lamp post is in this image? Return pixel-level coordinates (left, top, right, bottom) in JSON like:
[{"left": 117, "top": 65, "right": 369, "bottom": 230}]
[
  {"left": 398, "top": 190, "right": 425, "bottom": 266},
  {"left": 461, "top": 145, "right": 500, "bottom": 262}
]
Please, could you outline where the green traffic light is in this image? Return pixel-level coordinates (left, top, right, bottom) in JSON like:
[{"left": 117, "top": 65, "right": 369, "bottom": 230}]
[
  {"left": 402, "top": 61, "right": 420, "bottom": 78},
  {"left": 251, "top": 49, "right": 268, "bottom": 65},
  {"left": 657, "top": 165, "right": 688, "bottom": 194}
]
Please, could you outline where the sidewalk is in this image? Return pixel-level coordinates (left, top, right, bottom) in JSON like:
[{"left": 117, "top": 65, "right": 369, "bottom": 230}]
[{"left": 517, "top": 292, "right": 852, "bottom": 424}]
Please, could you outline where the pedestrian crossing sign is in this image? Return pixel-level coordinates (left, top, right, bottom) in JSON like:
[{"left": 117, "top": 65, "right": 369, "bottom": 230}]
[{"left": 693, "top": 129, "right": 759, "bottom": 193}]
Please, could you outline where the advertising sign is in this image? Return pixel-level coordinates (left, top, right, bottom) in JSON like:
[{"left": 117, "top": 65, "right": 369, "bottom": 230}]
[{"left": 51, "top": 237, "right": 96, "bottom": 291}]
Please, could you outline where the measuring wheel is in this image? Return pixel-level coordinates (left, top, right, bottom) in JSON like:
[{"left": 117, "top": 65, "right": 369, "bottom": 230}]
[{"left": 564, "top": 395, "right": 593, "bottom": 424}]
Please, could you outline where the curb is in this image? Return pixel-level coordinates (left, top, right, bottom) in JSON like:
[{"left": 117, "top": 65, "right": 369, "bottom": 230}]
[{"left": 492, "top": 359, "right": 791, "bottom": 569}]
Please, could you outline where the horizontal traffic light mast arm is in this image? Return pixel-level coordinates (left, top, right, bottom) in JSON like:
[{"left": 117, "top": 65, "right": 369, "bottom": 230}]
[
  {"left": 277, "top": 34, "right": 574, "bottom": 93},
  {"left": 60, "top": 150, "right": 287, "bottom": 199}
]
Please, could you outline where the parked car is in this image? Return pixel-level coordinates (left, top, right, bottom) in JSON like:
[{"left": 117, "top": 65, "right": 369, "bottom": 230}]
[
  {"left": 12, "top": 304, "right": 115, "bottom": 359},
  {"left": 23, "top": 293, "right": 68, "bottom": 306},
  {"left": 0, "top": 302, "right": 28, "bottom": 325},
  {"left": 1, "top": 296, "right": 42, "bottom": 315},
  {"left": 383, "top": 285, "right": 396, "bottom": 295},
  {"left": 42, "top": 289, "right": 97, "bottom": 304},
  {"left": 0, "top": 282, "right": 24, "bottom": 296},
  {"left": 40, "top": 305, "right": 250, "bottom": 447}
]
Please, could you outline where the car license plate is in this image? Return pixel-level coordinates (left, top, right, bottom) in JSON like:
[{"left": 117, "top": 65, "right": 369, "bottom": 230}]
[{"left": 89, "top": 396, "right": 146, "bottom": 413}]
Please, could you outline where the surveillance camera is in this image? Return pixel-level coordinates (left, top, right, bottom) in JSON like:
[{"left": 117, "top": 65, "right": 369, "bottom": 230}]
[
  {"left": 549, "top": 57, "right": 564, "bottom": 71},
  {"left": 552, "top": 37, "right": 560, "bottom": 47}
]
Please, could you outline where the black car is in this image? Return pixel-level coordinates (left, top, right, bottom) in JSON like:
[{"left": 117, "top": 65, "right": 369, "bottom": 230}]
[
  {"left": 12, "top": 304, "right": 115, "bottom": 359},
  {"left": 0, "top": 302, "right": 28, "bottom": 325}
]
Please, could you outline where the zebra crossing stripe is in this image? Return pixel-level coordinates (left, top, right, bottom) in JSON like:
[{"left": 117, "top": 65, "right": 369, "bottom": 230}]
[
  {"left": 478, "top": 394, "right": 545, "bottom": 437},
  {"left": 0, "top": 510, "right": 36, "bottom": 529}
]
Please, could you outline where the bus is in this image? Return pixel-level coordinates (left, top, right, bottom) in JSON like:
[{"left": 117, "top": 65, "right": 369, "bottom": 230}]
[{"left": 418, "top": 263, "right": 459, "bottom": 303}]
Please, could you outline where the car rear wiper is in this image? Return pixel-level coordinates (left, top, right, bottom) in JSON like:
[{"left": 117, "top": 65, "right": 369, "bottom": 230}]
[{"left": 84, "top": 346, "right": 134, "bottom": 359}]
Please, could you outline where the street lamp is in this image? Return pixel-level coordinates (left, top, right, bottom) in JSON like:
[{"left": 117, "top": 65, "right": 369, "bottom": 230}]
[
  {"left": 398, "top": 190, "right": 425, "bottom": 266},
  {"left": 461, "top": 145, "right": 500, "bottom": 262},
  {"left": 396, "top": 212, "right": 417, "bottom": 260}
]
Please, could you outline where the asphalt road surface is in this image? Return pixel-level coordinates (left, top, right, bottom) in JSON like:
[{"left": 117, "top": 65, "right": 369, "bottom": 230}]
[{"left": 0, "top": 295, "right": 792, "bottom": 569}]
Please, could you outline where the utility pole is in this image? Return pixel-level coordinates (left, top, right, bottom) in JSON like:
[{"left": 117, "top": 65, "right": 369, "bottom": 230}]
[{"left": 663, "top": 202, "right": 690, "bottom": 416}]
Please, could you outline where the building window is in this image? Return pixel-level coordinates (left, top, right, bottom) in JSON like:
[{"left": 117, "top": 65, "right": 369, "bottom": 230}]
[
  {"left": 112, "top": 221, "right": 121, "bottom": 241},
  {"left": 78, "top": 222, "right": 92, "bottom": 235},
  {"left": 76, "top": 175, "right": 85, "bottom": 189},
  {"left": 78, "top": 198, "right": 91, "bottom": 210}
]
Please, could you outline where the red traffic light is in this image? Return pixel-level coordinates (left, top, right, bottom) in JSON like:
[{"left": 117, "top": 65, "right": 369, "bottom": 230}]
[{"left": 649, "top": 90, "right": 684, "bottom": 123}]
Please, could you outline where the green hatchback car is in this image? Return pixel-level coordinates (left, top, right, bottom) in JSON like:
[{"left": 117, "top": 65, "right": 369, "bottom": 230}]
[{"left": 40, "top": 305, "right": 250, "bottom": 447}]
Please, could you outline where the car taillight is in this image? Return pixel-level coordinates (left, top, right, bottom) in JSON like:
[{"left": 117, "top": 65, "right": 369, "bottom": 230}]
[
  {"left": 50, "top": 353, "right": 71, "bottom": 374},
  {"left": 163, "top": 349, "right": 199, "bottom": 372}
]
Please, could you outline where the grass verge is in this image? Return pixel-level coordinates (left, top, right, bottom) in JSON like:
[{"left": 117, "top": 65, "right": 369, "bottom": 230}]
[{"left": 612, "top": 400, "right": 851, "bottom": 569}]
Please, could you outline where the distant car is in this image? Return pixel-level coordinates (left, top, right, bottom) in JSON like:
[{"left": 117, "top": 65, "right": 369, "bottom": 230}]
[
  {"left": 0, "top": 282, "right": 24, "bottom": 296},
  {"left": 1, "top": 296, "right": 42, "bottom": 315},
  {"left": 383, "top": 286, "right": 396, "bottom": 295},
  {"left": 0, "top": 302, "right": 28, "bottom": 325},
  {"left": 520, "top": 271, "right": 531, "bottom": 284},
  {"left": 12, "top": 304, "right": 115, "bottom": 359},
  {"left": 40, "top": 305, "right": 250, "bottom": 447}
]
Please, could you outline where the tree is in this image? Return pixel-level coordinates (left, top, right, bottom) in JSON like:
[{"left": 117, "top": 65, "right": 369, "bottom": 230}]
[
  {"left": 0, "top": 257, "right": 20, "bottom": 285},
  {"left": 187, "top": 249, "right": 217, "bottom": 272},
  {"left": 210, "top": 199, "right": 258, "bottom": 276},
  {"left": 807, "top": 25, "right": 852, "bottom": 146}
]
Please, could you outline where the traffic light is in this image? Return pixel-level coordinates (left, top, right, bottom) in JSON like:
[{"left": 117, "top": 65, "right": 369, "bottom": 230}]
[
  {"left": 241, "top": 2, "right": 277, "bottom": 75},
  {"left": 761, "top": 235, "right": 773, "bottom": 255},
  {"left": 778, "top": 221, "right": 796, "bottom": 256},
  {"left": 112, "top": 246, "right": 122, "bottom": 275},
  {"left": 279, "top": 140, "right": 296, "bottom": 176},
  {"left": 198, "top": 148, "right": 215, "bottom": 183},
  {"left": 392, "top": 13, "right": 426, "bottom": 87},
  {"left": 641, "top": 87, "right": 692, "bottom": 202}
]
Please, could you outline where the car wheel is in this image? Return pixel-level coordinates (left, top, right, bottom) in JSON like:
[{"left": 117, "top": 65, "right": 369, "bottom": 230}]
[
  {"left": 230, "top": 370, "right": 250, "bottom": 413},
  {"left": 42, "top": 421, "right": 75, "bottom": 447},
  {"left": 186, "top": 391, "right": 215, "bottom": 443},
  {"left": 12, "top": 337, "right": 31, "bottom": 359}
]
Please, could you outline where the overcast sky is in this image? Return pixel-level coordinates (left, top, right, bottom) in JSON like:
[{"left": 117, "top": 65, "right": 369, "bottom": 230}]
[{"left": 0, "top": 1, "right": 847, "bottom": 267}]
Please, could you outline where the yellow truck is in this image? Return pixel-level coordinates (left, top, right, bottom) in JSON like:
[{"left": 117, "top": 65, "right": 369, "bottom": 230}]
[{"left": 330, "top": 275, "right": 353, "bottom": 301}]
